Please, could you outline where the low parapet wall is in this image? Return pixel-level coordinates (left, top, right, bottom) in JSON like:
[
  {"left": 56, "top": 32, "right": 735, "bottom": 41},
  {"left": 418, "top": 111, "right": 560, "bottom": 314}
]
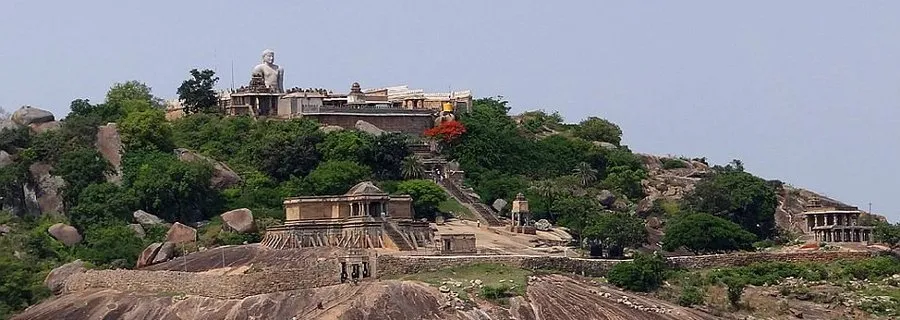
[
  {"left": 65, "top": 267, "right": 342, "bottom": 299},
  {"left": 377, "top": 251, "right": 876, "bottom": 278}
]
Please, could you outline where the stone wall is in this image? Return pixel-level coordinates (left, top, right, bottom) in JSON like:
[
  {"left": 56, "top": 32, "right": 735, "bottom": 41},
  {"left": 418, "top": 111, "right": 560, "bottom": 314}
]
[
  {"left": 377, "top": 251, "right": 876, "bottom": 278},
  {"left": 65, "top": 267, "right": 342, "bottom": 299},
  {"left": 303, "top": 114, "right": 433, "bottom": 135}
]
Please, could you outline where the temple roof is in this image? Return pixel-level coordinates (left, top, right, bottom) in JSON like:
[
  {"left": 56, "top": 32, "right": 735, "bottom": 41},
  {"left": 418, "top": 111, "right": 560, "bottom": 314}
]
[{"left": 345, "top": 181, "right": 386, "bottom": 196}]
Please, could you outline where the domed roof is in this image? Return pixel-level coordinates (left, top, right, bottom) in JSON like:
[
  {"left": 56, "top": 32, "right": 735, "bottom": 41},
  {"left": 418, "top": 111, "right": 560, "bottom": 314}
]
[{"left": 345, "top": 181, "right": 385, "bottom": 196}]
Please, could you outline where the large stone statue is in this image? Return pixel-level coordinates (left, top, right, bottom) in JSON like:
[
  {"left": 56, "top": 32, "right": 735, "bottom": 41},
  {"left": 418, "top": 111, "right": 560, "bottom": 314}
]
[{"left": 251, "top": 49, "right": 285, "bottom": 92}]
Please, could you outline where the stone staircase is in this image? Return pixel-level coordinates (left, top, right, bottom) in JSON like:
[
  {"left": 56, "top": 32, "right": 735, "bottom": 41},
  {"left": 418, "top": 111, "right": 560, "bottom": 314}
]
[
  {"left": 383, "top": 220, "right": 415, "bottom": 251},
  {"left": 410, "top": 143, "right": 503, "bottom": 227},
  {"left": 437, "top": 179, "right": 503, "bottom": 227}
]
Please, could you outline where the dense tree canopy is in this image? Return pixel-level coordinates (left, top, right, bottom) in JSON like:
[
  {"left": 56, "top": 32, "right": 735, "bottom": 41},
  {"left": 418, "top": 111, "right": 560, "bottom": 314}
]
[
  {"left": 583, "top": 211, "right": 647, "bottom": 257},
  {"left": 681, "top": 162, "right": 777, "bottom": 239},
  {"left": 119, "top": 110, "right": 175, "bottom": 153},
  {"left": 662, "top": 213, "right": 756, "bottom": 254},
  {"left": 573, "top": 117, "right": 623, "bottom": 145}
]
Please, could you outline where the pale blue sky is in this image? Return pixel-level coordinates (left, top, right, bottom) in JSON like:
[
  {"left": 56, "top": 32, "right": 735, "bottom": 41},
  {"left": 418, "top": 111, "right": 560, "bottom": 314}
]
[{"left": 1, "top": 1, "right": 898, "bottom": 219}]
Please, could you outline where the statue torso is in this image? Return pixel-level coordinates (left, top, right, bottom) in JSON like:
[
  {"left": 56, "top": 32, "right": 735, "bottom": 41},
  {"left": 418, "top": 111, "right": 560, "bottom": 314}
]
[{"left": 252, "top": 63, "right": 284, "bottom": 91}]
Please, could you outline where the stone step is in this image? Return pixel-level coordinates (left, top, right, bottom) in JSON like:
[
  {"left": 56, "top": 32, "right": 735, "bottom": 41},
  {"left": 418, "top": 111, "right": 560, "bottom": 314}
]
[{"left": 384, "top": 221, "right": 415, "bottom": 251}]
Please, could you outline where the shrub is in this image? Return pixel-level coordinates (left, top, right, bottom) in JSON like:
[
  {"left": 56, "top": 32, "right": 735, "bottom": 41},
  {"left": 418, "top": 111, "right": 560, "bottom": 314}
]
[
  {"left": 723, "top": 276, "right": 746, "bottom": 308},
  {"left": 607, "top": 253, "right": 668, "bottom": 292},
  {"left": 843, "top": 256, "right": 900, "bottom": 280},
  {"left": 216, "top": 230, "right": 260, "bottom": 246},
  {"left": 661, "top": 158, "right": 689, "bottom": 170},
  {"left": 480, "top": 285, "right": 512, "bottom": 301},
  {"left": 678, "top": 286, "right": 705, "bottom": 307}
]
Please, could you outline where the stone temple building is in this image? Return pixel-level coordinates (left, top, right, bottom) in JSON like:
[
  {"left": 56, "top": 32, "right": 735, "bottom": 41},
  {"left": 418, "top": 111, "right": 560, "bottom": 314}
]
[
  {"left": 803, "top": 197, "right": 873, "bottom": 243},
  {"left": 261, "top": 182, "right": 433, "bottom": 251}
]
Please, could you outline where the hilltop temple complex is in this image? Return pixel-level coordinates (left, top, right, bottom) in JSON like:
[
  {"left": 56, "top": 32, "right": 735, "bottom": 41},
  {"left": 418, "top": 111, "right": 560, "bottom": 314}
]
[{"left": 166, "top": 49, "right": 471, "bottom": 135}]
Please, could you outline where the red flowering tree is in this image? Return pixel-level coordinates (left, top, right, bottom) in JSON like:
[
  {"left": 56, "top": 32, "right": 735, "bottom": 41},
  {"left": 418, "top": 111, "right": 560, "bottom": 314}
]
[{"left": 424, "top": 120, "right": 467, "bottom": 143}]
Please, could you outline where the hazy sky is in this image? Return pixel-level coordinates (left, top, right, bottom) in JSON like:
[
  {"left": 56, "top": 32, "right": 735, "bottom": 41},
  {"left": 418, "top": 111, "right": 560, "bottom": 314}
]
[{"left": 1, "top": 1, "right": 898, "bottom": 219}]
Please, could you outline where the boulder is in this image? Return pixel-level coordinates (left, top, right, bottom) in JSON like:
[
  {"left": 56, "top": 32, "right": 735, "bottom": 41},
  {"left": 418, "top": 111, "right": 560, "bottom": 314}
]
[
  {"left": 592, "top": 141, "right": 617, "bottom": 150},
  {"left": 44, "top": 260, "right": 86, "bottom": 295},
  {"left": 27, "top": 162, "right": 65, "bottom": 215},
  {"left": 320, "top": 125, "right": 344, "bottom": 133},
  {"left": 0, "top": 151, "right": 13, "bottom": 168},
  {"left": 0, "top": 224, "right": 10, "bottom": 235},
  {"left": 646, "top": 217, "right": 662, "bottom": 229},
  {"left": 355, "top": 120, "right": 385, "bottom": 136},
  {"left": 173, "top": 148, "right": 242, "bottom": 190},
  {"left": 29, "top": 121, "right": 60, "bottom": 134},
  {"left": 165, "top": 222, "right": 197, "bottom": 244},
  {"left": 11, "top": 106, "right": 54, "bottom": 126},
  {"left": 95, "top": 123, "right": 123, "bottom": 183},
  {"left": 596, "top": 190, "right": 617, "bottom": 207},
  {"left": 137, "top": 243, "right": 162, "bottom": 268},
  {"left": 221, "top": 208, "right": 256, "bottom": 233},
  {"left": 492, "top": 199, "right": 508, "bottom": 212},
  {"left": 446, "top": 161, "right": 461, "bottom": 172},
  {"left": 0, "top": 119, "right": 20, "bottom": 131},
  {"left": 133, "top": 210, "right": 164, "bottom": 225},
  {"left": 128, "top": 224, "right": 145, "bottom": 239},
  {"left": 612, "top": 199, "right": 629, "bottom": 211},
  {"left": 151, "top": 242, "right": 176, "bottom": 264},
  {"left": 535, "top": 219, "right": 552, "bottom": 231},
  {"left": 47, "top": 223, "right": 82, "bottom": 246}
]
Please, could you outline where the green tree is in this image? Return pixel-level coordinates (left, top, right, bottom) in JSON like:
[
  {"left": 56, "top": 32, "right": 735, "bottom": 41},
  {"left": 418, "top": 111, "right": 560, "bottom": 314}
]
[
  {"left": 68, "top": 183, "right": 137, "bottom": 229},
  {"left": 448, "top": 97, "right": 525, "bottom": 175},
  {"left": 395, "top": 180, "right": 448, "bottom": 220},
  {"left": 105, "top": 80, "right": 162, "bottom": 107},
  {"left": 601, "top": 166, "right": 646, "bottom": 200},
  {"left": 583, "top": 211, "right": 647, "bottom": 257},
  {"left": 0, "top": 126, "right": 31, "bottom": 153},
  {"left": 363, "top": 133, "right": 410, "bottom": 181},
  {"left": 0, "top": 162, "right": 32, "bottom": 215},
  {"left": 256, "top": 134, "right": 322, "bottom": 182},
  {"left": 301, "top": 160, "right": 371, "bottom": 196},
  {"left": 53, "top": 149, "right": 112, "bottom": 209},
  {"left": 662, "top": 213, "right": 756, "bottom": 254},
  {"left": 529, "top": 179, "right": 559, "bottom": 217},
  {"left": 317, "top": 130, "right": 370, "bottom": 162},
  {"left": 573, "top": 117, "right": 623, "bottom": 145},
  {"left": 723, "top": 276, "right": 746, "bottom": 309},
  {"left": 401, "top": 155, "right": 424, "bottom": 180},
  {"left": 0, "top": 251, "right": 48, "bottom": 319},
  {"left": 607, "top": 253, "right": 668, "bottom": 292},
  {"left": 554, "top": 195, "right": 602, "bottom": 236},
  {"left": 470, "top": 170, "right": 528, "bottom": 206},
  {"left": 572, "top": 161, "right": 598, "bottom": 187},
  {"left": 76, "top": 224, "right": 145, "bottom": 267},
  {"left": 874, "top": 222, "right": 900, "bottom": 250},
  {"left": 119, "top": 110, "right": 175, "bottom": 153},
  {"left": 682, "top": 164, "right": 777, "bottom": 239},
  {"left": 123, "top": 151, "right": 217, "bottom": 222},
  {"left": 177, "top": 69, "right": 220, "bottom": 114}
]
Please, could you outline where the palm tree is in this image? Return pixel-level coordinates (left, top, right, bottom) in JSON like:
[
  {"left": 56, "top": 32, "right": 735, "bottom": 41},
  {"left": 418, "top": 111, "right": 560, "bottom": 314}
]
[
  {"left": 401, "top": 155, "right": 425, "bottom": 180},
  {"left": 530, "top": 179, "right": 559, "bottom": 217},
  {"left": 572, "top": 162, "right": 598, "bottom": 187}
]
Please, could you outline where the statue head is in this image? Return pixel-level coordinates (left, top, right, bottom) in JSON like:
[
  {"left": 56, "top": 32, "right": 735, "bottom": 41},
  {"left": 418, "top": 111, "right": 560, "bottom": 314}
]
[{"left": 262, "top": 49, "right": 275, "bottom": 64}]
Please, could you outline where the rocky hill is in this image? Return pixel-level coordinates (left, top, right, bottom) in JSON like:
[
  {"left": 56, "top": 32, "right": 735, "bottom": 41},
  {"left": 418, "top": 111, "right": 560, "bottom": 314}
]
[
  {"left": 15, "top": 246, "right": 714, "bottom": 320},
  {"left": 636, "top": 154, "right": 880, "bottom": 239}
]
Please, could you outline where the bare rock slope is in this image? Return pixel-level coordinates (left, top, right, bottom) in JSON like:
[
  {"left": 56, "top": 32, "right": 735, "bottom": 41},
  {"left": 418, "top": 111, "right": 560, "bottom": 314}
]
[{"left": 16, "top": 245, "right": 713, "bottom": 320}]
